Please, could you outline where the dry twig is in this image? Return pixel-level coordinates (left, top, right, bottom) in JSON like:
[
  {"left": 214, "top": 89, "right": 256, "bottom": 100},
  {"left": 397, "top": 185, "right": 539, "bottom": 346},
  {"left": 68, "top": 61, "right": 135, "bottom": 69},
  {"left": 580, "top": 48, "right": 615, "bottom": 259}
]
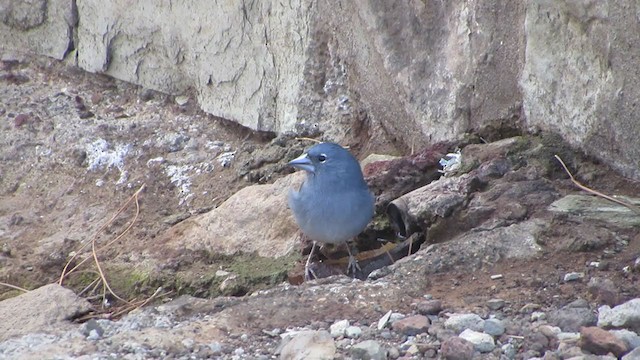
[{"left": 554, "top": 155, "right": 640, "bottom": 214}]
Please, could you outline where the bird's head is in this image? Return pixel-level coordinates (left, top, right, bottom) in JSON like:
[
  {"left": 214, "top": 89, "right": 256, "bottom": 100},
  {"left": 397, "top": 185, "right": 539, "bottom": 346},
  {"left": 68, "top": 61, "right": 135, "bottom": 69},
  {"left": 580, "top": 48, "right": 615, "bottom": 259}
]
[{"left": 288, "top": 142, "right": 365, "bottom": 186}]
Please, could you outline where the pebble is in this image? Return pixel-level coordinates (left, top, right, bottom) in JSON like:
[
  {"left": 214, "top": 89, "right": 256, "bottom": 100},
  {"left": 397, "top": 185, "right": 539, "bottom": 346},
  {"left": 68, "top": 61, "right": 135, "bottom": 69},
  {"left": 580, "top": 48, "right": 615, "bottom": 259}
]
[
  {"left": 350, "top": 340, "right": 386, "bottom": 360},
  {"left": 378, "top": 310, "right": 393, "bottom": 330},
  {"left": 623, "top": 347, "right": 640, "bottom": 360},
  {"left": 598, "top": 298, "right": 640, "bottom": 331},
  {"left": 563, "top": 272, "right": 585, "bottom": 282},
  {"left": 444, "top": 313, "right": 484, "bottom": 333},
  {"left": 278, "top": 330, "right": 336, "bottom": 359},
  {"left": 440, "top": 336, "right": 475, "bottom": 360},
  {"left": 610, "top": 329, "right": 640, "bottom": 349},
  {"left": 458, "top": 329, "right": 495, "bottom": 353},
  {"left": 550, "top": 305, "right": 596, "bottom": 332},
  {"left": 417, "top": 299, "right": 443, "bottom": 315},
  {"left": 520, "top": 303, "right": 541, "bottom": 313},
  {"left": 345, "top": 326, "right": 362, "bottom": 339},
  {"left": 391, "top": 315, "right": 430, "bottom": 336},
  {"left": 530, "top": 311, "right": 547, "bottom": 322},
  {"left": 487, "top": 298, "right": 506, "bottom": 311},
  {"left": 330, "top": 319, "right": 350, "bottom": 337},
  {"left": 483, "top": 318, "right": 505, "bottom": 336},
  {"left": 580, "top": 326, "right": 629, "bottom": 357}
]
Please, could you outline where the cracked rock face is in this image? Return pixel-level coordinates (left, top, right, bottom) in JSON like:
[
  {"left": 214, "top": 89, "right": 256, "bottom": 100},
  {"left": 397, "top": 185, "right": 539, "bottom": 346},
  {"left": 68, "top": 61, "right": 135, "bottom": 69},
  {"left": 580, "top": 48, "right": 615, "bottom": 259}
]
[{"left": 4, "top": 1, "right": 640, "bottom": 180}]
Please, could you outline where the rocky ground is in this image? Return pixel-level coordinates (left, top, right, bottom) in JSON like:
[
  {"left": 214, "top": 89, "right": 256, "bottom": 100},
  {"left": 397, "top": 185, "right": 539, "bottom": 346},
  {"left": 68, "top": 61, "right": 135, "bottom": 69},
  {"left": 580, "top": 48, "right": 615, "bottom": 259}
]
[{"left": 1, "top": 56, "right": 639, "bottom": 359}]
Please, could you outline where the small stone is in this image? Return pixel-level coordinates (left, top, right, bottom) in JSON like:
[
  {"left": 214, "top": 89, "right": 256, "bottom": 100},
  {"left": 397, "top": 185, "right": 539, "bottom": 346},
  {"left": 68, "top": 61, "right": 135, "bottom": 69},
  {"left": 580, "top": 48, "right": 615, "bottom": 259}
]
[
  {"left": 387, "top": 346, "right": 400, "bottom": 359},
  {"left": 538, "top": 325, "right": 562, "bottom": 339},
  {"left": 404, "top": 344, "right": 420, "bottom": 355},
  {"left": 588, "top": 277, "right": 620, "bottom": 306},
  {"left": 350, "top": 340, "right": 386, "bottom": 360},
  {"left": 520, "top": 303, "right": 541, "bottom": 313},
  {"left": 139, "top": 88, "right": 155, "bottom": 101},
  {"left": 598, "top": 299, "right": 640, "bottom": 332},
  {"left": 580, "top": 326, "right": 629, "bottom": 357},
  {"left": 87, "top": 329, "right": 101, "bottom": 340},
  {"left": 563, "top": 272, "right": 585, "bottom": 282},
  {"left": 391, "top": 315, "right": 430, "bottom": 336},
  {"left": 182, "top": 338, "right": 194, "bottom": 348},
  {"left": 175, "top": 95, "right": 189, "bottom": 106},
  {"left": 378, "top": 310, "right": 393, "bottom": 330},
  {"left": 483, "top": 318, "right": 505, "bottom": 336},
  {"left": 623, "top": 347, "right": 640, "bottom": 360},
  {"left": 531, "top": 311, "right": 547, "bottom": 322},
  {"left": 444, "top": 313, "right": 484, "bottom": 334},
  {"left": 610, "top": 329, "right": 640, "bottom": 349},
  {"left": 345, "top": 326, "right": 362, "bottom": 339},
  {"left": 215, "top": 270, "right": 230, "bottom": 277},
  {"left": 417, "top": 299, "right": 442, "bottom": 315},
  {"left": 550, "top": 305, "right": 596, "bottom": 332},
  {"left": 557, "top": 332, "right": 581, "bottom": 342},
  {"left": 487, "top": 299, "right": 506, "bottom": 311},
  {"left": 501, "top": 343, "right": 517, "bottom": 358},
  {"left": 459, "top": 329, "right": 495, "bottom": 353},
  {"left": 389, "top": 312, "right": 405, "bottom": 323},
  {"left": 279, "top": 330, "right": 336, "bottom": 359},
  {"left": 330, "top": 319, "right": 350, "bottom": 337},
  {"left": 440, "top": 336, "right": 475, "bottom": 360}
]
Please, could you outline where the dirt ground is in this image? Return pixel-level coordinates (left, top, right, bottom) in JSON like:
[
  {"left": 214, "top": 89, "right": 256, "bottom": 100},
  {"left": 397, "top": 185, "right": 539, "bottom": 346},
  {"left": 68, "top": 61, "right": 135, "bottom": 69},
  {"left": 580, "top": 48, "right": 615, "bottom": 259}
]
[{"left": 1, "top": 55, "right": 638, "bottom": 320}]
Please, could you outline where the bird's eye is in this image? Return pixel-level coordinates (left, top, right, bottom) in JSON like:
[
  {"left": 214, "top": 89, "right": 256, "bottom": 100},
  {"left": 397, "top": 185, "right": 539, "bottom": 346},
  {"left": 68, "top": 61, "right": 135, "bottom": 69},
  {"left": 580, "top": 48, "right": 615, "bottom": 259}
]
[{"left": 318, "top": 154, "right": 327, "bottom": 163}]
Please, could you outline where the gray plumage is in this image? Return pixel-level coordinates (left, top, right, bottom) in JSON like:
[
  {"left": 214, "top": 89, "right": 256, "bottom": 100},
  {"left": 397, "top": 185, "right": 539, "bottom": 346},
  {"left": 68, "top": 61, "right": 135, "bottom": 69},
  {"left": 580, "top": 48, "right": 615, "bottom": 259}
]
[{"left": 288, "top": 142, "right": 375, "bottom": 277}]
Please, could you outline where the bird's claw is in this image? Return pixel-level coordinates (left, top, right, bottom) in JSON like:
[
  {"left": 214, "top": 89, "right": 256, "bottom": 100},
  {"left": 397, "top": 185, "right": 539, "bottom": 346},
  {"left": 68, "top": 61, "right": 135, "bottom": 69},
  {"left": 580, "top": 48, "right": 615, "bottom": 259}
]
[
  {"left": 304, "top": 265, "right": 317, "bottom": 281},
  {"left": 347, "top": 255, "right": 361, "bottom": 277}
]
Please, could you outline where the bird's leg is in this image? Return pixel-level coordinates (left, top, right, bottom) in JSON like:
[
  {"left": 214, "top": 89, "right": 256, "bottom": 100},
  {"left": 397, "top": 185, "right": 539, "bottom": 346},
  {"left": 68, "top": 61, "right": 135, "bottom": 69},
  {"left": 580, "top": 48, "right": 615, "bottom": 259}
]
[
  {"left": 304, "top": 241, "right": 318, "bottom": 281},
  {"left": 346, "top": 244, "right": 361, "bottom": 277}
]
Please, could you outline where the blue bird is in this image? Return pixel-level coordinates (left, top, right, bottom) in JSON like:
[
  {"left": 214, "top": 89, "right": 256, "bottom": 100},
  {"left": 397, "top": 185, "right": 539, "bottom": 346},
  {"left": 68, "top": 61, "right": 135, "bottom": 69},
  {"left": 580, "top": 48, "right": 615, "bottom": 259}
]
[{"left": 288, "top": 142, "right": 375, "bottom": 279}]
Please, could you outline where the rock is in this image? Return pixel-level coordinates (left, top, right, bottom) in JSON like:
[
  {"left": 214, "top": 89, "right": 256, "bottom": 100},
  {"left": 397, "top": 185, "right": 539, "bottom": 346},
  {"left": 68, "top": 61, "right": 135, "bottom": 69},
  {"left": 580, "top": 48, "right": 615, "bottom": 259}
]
[
  {"left": 520, "top": 303, "right": 542, "bottom": 313},
  {"left": 563, "top": 272, "right": 585, "bottom": 282},
  {"left": 458, "top": 329, "right": 495, "bottom": 353},
  {"left": 162, "top": 173, "right": 301, "bottom": 258},
  {"left": 610, "top": 329, "right": 640, "bottom": 350},
  {"left": 580, "top": 326, "right": 629, "bottom": 357},
  {"left": 483, "top": 318, "right": 505, "bottom": 336},
  {"left": 416, "top": 299, "right": 443, "bottom": 315},
  {"left": 279, "top": 330, "right": 336, "bottom": 360},
  {"left": 378, "top": 310, "right": 393, "bottom": 330},
  {"left": 391, "top": 315, "right": 430, "bottom": 336},
  {"left": 330, "top": 319, "right": 350, "bottom": 338},
  {"left": 549, "top": 304, "right": 597, "bottom": 332},
  {"left": 351, "top": 340, "right": 387, "bottom": 360},
  {"left": 531, "top": 311, "right": 547, "bottom": 322},
  {"left": 444, "top": 314, "right": 485, "bottom": 334},
  {"left": 538, "top": 325, "right": 562, "bottom": 340},
  {"left": 623, "top": 347, "right": 640, "bottom": 360},
  {"left": 345, "top": 326, "right": 362, "bottom": 339},
  {"left": 588, "top": 277, "right": 621, "bottom": 306},
  {"left": 549, "top": 195, "right": 640, "bottom": 228},
  {"left": 0, "top": 284, "right": 91, "bottom": 342},
  {"left": 440, "top": 336, "right": 475, "bottom": 360},
  {"left": 0, "top": 1, "right": 75, "bottom": 60},
  {"left": 598, "top": 299, "right": 640, "bottom": 332},
  {"left": 487, "top": 299, "right": 506, "bottom": 311}
]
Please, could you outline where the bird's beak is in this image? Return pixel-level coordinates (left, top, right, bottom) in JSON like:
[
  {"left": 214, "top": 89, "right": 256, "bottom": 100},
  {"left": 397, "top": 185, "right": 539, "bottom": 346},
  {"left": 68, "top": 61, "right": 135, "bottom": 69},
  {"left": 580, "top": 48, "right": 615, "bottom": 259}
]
[{"left": 288, "top": 153, "right": 315, "bottom": 174}]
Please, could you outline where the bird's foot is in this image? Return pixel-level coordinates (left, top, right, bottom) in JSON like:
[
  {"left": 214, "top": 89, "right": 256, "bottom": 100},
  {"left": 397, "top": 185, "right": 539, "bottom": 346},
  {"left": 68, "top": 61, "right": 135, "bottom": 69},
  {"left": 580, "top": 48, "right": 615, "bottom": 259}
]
[
  {"left": 304, "top": 264, "right": 318, "bottom": 281},
  {"left": 346, "top": 254, "right": 361, "bottom": 277}
]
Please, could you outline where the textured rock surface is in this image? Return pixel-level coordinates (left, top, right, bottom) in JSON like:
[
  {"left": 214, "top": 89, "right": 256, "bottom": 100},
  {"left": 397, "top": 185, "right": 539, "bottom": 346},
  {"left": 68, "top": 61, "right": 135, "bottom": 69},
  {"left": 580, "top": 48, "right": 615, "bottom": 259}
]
[
  {"left": 0, "top": 0, "right": 75, "bottom": 60},
  {"left": 0, "top": 284, "right": 91, "bottom": 342},
  {"left": 161, "top": 173, "right": 301, "bottom": 258},
  {"left": 3, "top": 1, "right": 640, "bottom": 179}
]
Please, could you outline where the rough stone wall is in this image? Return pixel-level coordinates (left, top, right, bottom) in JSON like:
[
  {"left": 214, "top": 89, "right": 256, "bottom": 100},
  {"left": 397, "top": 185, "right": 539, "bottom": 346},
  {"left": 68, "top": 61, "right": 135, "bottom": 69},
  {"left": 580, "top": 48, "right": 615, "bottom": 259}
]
[{"left": 1, "top": 0, "right": 640, "bottom": 178}]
